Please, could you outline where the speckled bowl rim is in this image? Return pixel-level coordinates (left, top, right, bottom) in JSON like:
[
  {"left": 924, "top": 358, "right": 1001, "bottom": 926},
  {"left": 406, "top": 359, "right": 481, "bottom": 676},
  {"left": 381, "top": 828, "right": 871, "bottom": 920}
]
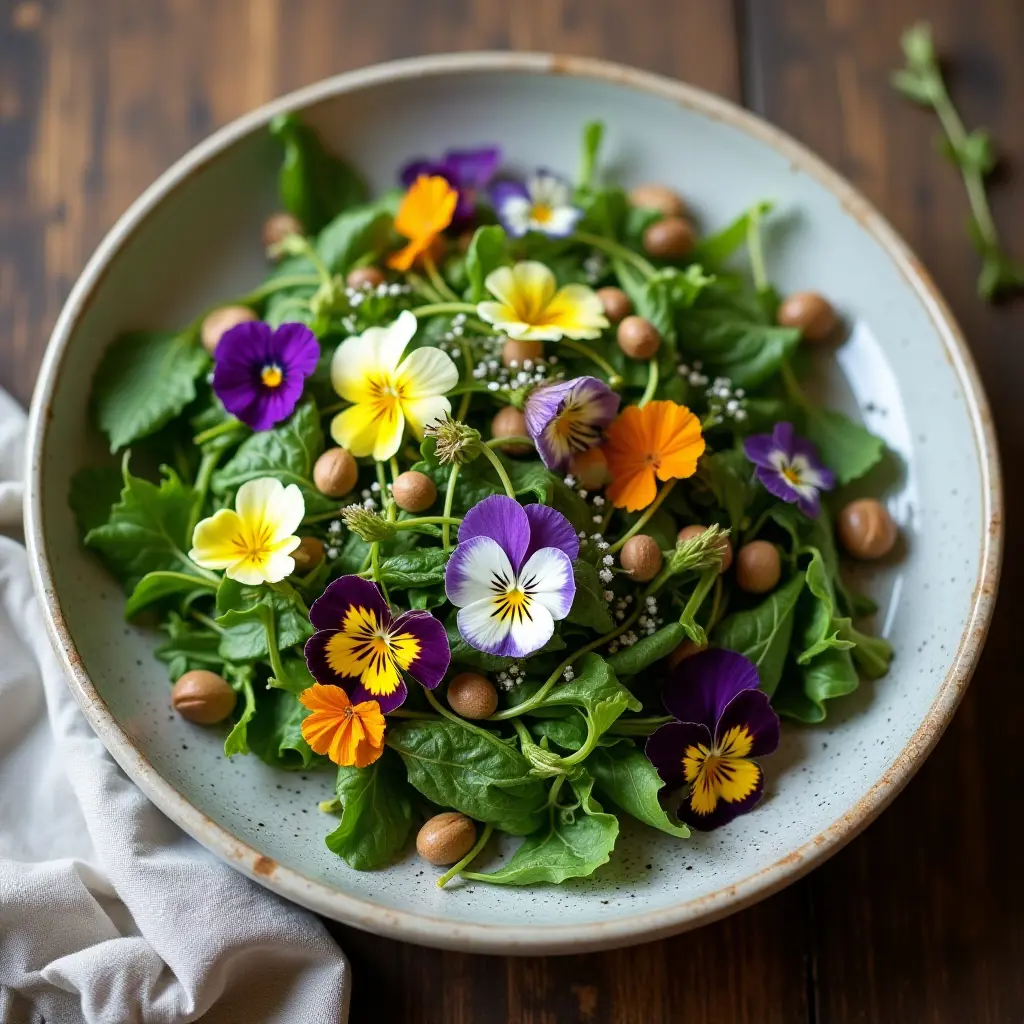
[{"left": 25, "top": 52, "right": 1003, "bottom": 955}]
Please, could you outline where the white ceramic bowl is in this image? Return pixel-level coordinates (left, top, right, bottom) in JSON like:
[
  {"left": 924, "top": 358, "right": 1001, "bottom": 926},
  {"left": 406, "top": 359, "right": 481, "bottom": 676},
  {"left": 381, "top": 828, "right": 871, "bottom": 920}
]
[{"left": 25, "top": 53, "right": 1002, "bottom": 954}]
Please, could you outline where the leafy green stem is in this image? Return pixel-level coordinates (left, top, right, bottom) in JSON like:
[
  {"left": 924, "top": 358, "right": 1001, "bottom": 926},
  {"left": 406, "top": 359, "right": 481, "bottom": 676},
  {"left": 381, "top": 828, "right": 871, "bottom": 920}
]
[
  {"left": 437, "top": 823, "right": 494, "bottom": 888},
  {"left": 192, "top": 418, "right": 246, "bottom": 448},
  {"left": 393, "top": 515, "right": 462, "bottom": 530},
  {"left": 423, "top": 255, "right": 461, "bottom": 304},
  {"left": 746, "top": 202, "right": 770, "bottom": 294},
  {"left": 370, "top": 542, "right": 390, "bottom": 606},
  {"left": 423, "top": 687, "right": 503, "bottom": 744},
  {"left": 573, "top": 230, "right": 657, "bottom": 279},
  {"left": 608, "top": 480, "right": 676, "bottom": 554},
  {"left": 485, "top": 435, "right": 534, "bottom": 451},
  {"left": 606, "top": 715, "right": 674, "bottom": 736},
  {"left": 186, "top": 450, "right": 220, "bottom": 540},
  {"left": 638, "top": 357, "right": 659, "bottom": 408},
  {"left": 257, "top": 604, "right": 291, "bottom": 689},
  {"left": 240, "top": 274, "right": 322, "bottom": 305},
  {"left": 560, "top": 338, "right": 624, "bottom": 388},
  {"left": 190, "top": 609, "right": 225, "bottom": 634},
  {"left": 477, "top": 444, "right": 517, "bottom": 499},
  {"left": 410, "top": 301, "right": 478, "bottom": 318},
  {"left": 442, "top": 463, "right": 461, "bottom": 552}
]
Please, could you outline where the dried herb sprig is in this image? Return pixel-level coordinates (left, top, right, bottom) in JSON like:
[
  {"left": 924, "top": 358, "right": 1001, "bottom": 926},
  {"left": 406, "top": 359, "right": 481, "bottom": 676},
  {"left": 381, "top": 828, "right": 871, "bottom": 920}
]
[{"left": 892, "top": 22, "right": 1024, "bottom": 300}]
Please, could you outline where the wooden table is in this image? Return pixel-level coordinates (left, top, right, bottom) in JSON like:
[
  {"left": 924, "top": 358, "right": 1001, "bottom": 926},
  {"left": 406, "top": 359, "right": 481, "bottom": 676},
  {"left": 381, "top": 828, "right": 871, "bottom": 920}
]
[{"left": 2, "top": 1, "right": 1021, "bottom": 1020}]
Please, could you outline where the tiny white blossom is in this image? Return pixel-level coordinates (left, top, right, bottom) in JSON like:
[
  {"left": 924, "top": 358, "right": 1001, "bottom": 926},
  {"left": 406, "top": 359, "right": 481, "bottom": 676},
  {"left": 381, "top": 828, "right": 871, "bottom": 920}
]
[
  {"left": 592, "top": 495, "right": 605, "bottom": 507},
  {"left": 602, "top": 554, "right": 614, "bottom": 566},
  {"left": 599, "top": 568, "right": 614, "bottom": 583},
  {"left": 564, "top": 475, "right": 577, "bottom": 488},
  {"left": 603, "top": 590, "right": 615, "bottom": 602}
]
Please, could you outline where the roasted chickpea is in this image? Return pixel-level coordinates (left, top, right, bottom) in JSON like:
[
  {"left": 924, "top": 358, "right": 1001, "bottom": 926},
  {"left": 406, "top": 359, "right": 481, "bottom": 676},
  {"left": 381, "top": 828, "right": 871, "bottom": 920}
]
[
  {"left": 261, "top": 211, "right": 304, "bottom": 252},
  {"left": 837, "top": 499, "right": 898, "bottom": 560},
  {"left": 491, "top": 406, "right": 532, "bottom": 456},
  {"left": 346, "top": 265, "right": 386, "bottom": 290},
  {"left": 416, "top": 812, "right": 477, "bottom": 866},
  {"left": 501, "top": 337, "right": 544, "bottom": 368},
  {"left": 291, "top": 536, "right": 325, "bottom": 573},
  {"left": 642, "top": 216, "right": 696, "bottom": 260},
  {"left": 200, "top": 305, "right": 257, "bottom": 356},
  {"left": 777, "top": 291, "right": 839, "bottom": 343},
  {"left": 391, "top": 471, "right": 437, "bottom": 513},
  {"left": 677, "top": 524, "right": 733, "bottom": 574},
  {"left": 568, "top": 448, "right": 610, "bottom": 490},
  {"left": 596, "top": 286, "right": 632, "bottom": 324},
  {"left": 313, "top": 447, "right": 358, "bottom": 499},
  {"left": 620, "top": 534, "right": 663, "bottom": 582},
  {"left": 735, "top": 540, "right": 782, "bottom": 594},
  {"left": 617, "top": 316, "right": 661, "bottom": 360},
  {"left": 171, "top": 671, "right": 237, "bottom": 725},
  {"left": 627, "top": 183, "right": 687, "bottom": 218},
  {"left": 447, "top": 672, "right": 499, "bottom": 720}
]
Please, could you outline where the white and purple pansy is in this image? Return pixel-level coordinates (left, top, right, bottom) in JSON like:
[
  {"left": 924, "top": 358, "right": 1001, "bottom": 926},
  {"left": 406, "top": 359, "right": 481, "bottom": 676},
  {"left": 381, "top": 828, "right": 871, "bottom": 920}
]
[
  {"left": 743, "top": 421, "right": 836, "bottom": 518},
  {"left": 491, "top": 170, "right": 583, "bottom": 239},
  {"left": 445, "top": 494, "right": 578, "bottom": 658},
  {"left": 525, "top": 375, "right": 620, "bottom": 472}
]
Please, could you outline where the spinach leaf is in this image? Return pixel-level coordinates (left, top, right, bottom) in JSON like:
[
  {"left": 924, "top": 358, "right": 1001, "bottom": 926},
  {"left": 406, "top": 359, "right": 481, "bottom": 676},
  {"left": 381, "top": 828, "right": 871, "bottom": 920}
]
[
  {"left": 387, "top": 718, "right": 547, "bottom": 835},
  {"left": 445, "top": 617, "right": 567, "bottom": 673},
  {"left": 607, "top": 622, "right": 686, "bottom": 677},
  {"left": 155, "top": 612, "right": 223, "bottom": 680},
  {"left": 407, "top": 585, "right": 447, "bottom": 611},
  {"left": 567, "top": 561, "right": 615, "bottom": 633},
  {"left": 84, "top": 460, "right": 196, "bottom": 591},
  {"left": 92, "top": 330, "right": 208, "bottom": 452},
  {"left": 246, "top": 686, "right": 320, "bottom": 769},
  {"left": 463, "top": 772, "right": 618, "bottom": 885},
  {"left": 773, "top": 647, "right": 860, "bottom": 724},
  {"left": 325, "top": 751, "right": 414, "bottom": 870},
  {"left": 577, "top": 120, "right": 604, "bottom": 191},
  {"left": 269, "top": 113, "right": 367, "bottom": 233},
  {"left": 587, "top": 741, "right": 690, "bottom": 838},
  {"left": 215, "top": 579, "right": 314, "bottom": 665},
  {"left": 377, "top": 548, "right": 448, "bottom": 588},
  {"left": 124, "top": 570, "right": 216, "bottom": 618},
  {"left": 696, "top": 449, "right": 753, "bottom": 532},
  {"left": 533, "top": 653, "right": 641, "bottom": 739},
  {"left": 693, "top": 200, "right": 774, "bottom": 267},
  {"left": 531, "top": 713, "right": 589, "bottom": 752},
  {"left": 69, "top": 465, "right": 125, "bottom": 539},
  {"left": 464, "top": 225, "right": 508, "bottom": 302},
  {"left": 713, "top": 572, "right": 804, "bottom": 697},
  {"left": 224, "top": 665, "right": 258, "bottom": 757},
  {"left": 797, "top": 549, "right": 856, "bottom": 663},
  {"left": 802, "top": 405, "right": 885, "bottom": 486},
  {"left": 211, "top": 400, "right": 334, "bottom": 514},
  {"left": 316, "top": 205, "right": 393, "bottom": 275}
]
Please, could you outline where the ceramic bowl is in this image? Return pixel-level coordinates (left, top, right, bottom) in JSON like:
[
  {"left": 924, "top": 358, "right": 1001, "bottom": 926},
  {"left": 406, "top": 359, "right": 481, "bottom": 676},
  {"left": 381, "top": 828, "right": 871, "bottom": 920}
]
[{"left": 25, "top": 53, "right": 1002, "bottom": 954}]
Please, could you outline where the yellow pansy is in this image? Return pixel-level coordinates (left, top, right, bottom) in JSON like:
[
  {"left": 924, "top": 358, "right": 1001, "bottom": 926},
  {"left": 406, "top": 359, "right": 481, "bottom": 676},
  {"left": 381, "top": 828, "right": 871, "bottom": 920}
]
[
  {"left": 476, "top": 261, "right": 609, "bottom": 342},
  {"left": 189, "top": 476, "right": 305, "bottom": 585},
  {"left": 329, "top": 310, "right": 458, "bottom": 461}
]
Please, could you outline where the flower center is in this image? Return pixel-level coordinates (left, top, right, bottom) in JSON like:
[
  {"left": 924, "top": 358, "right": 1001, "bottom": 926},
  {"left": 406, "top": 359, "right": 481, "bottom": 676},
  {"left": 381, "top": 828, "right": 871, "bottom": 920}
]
[
  {"left": 531, "top": 203, "right": 554, "bottom": 224},
  {"left": 552, "top": 402, "right": 602, "bottom": 453},
  {"left": 261, "top": 363, "right": 284, "bottom": 388},
  {"left": 367, "top": 374, "right": 406, "bottom": 421},
  {"left": 782, "top": 465, "right": 802, "bottom": 485},
  {"left": 489, "top": 565, "right": 540, "bottom": 625}
]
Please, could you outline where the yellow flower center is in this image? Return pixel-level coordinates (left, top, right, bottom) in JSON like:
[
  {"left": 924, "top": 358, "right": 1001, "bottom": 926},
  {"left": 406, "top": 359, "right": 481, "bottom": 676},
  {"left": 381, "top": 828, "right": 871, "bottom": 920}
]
[
  {"left": 325, "top": 605, "right": 421, "bottom": 696},
  {"left": 367, "top": 373, "right": 408, "bottom": 422},
  {"left": 492, "top": 587, "right": 533, "bottom": 624},
  {"left": 681, "top": 725, "right": 760, "bottom": 816},
  {"left": 552, "top": 403, "right": 602, "bottom": 453},
  {"left": 782, "top": 466, "right": 801, "bottom": 485},
  {"left": 261, "top": 363, "right": 284, "bottom": 388},
  {"left": 531, "top": 203, "right": 554, "bottom": 224}
]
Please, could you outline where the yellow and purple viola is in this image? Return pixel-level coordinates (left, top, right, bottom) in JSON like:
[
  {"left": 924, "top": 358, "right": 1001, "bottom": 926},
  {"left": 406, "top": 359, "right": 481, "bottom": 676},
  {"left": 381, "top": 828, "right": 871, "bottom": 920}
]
[
  {"left": 304, "top": 575, "right": 450, "bottom": 714},
  {"left": 491, "top": 169, "right": 583, "bottom": 238},
  {"left": 645, "top": 649, "right": 780, "bottom": 830},
  {"left": 743, "top": 421, "right": 835, "bottom": 518},
  {"left": 212, "top": 321, "right": 320, "bottom": 431},
  {"left": 524, "top": 375, "right": 620, "bottom": 472},
  {"left": 444, "top": 494, "right": 578, "bottom": 658}
]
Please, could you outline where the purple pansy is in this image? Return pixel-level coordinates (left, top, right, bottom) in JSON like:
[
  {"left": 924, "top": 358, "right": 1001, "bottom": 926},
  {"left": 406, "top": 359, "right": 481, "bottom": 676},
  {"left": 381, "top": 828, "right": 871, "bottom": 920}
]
[
  {"left": 304, "top": 576, "right": 450, "bottom": 714},
  {"left": 445, "top": 494, "right": 578, "bottom": 658},
  {"left": 645, "top": 649, "right": 780, "bottom": 831},
  {"left": 212, "top": 321, "right": 320, "bottom": 432},
  {"left": 400, "top": 146, "right": 502, "bottom": 223},
  {"left": 743, "top": 421, "right": 836, "bottom": 517},
  {"left": 491, "top": 169, "right": 583, "bottom": 239},
  {"left": 525, "top": 375, "right": 621, "bottom": 472}
]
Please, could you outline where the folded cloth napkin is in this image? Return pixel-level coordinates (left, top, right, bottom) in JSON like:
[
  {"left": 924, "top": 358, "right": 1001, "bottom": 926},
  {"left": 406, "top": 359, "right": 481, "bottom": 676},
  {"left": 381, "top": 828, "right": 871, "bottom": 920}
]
[{"left": 0, "top": 387, "right": 350, "bottom": 1024}]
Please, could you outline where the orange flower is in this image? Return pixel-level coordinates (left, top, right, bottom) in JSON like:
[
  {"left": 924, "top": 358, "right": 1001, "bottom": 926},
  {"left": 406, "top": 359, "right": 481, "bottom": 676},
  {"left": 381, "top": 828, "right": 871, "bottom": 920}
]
[
  {"left": 387, "top": 175, "right": 458, "bottom": 271},
  {"left": 298, "top": 683, "right": 386, "bottom": 768},
  {"left": 604, "top": 400, "right": 706, "bottom": 512}
]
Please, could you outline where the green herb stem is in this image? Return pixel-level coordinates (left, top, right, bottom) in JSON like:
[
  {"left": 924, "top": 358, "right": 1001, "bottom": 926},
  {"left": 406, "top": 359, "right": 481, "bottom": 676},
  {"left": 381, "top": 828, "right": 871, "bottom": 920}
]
[
  {"left": 258, "top": 605, "right": 292, "bottom": 689},
  {"left": 394, "top": 515, "right": 462, "bottom": 530},
  {"left": 405, "top": 271, "right": 445, "bottom": 304},
  {"left": 746, "top": 203, "right": 770, "bottom": 294},
  {"left": 410, "top": 301, "right": 478, "bottom": 318},
  {"left": 423, "top": 255, "right": 461, "bottom": 304},
  {"left": 240, "top": 274, "right": 322, "bottom": 305},
  {"left": 437, "top": 823, "right": 495, "bottom": 888},
  {"left": 192, "top": 418, "right": 246, "bottom": 448},
  {"left": 190, "top": 609, "right": 225, "bottom": 634},
  {"left": 370, "top": 542, "right": 390, "bottom": 606},
  {"left": 485, "top": 435, "right": 534, "bottom": 451},
  {"left": 608, "top": 479, "right": 676, "bottom": 554},
  {"left": 476, "top": 444, "right": 517, "bottom": 499},
  {"left": 606, "top": 715, "right": 674, "bottom": 737},
  {"left": 560, "top": 338, "right": 623, "bottom": 388},
  {"left": 573, "top": 230, "right": 657, "bottom": 279},
  {"left": 442, "top": 463, "right": 461, "bottom": 552},
  {"left": 389, "top": 456, "right": 401, "bottom": 482},
  {"left": 457, "top": 339, "right": 475, "bottom": 421},
  {"left": 637, "top": 357, "right": 659, "bottom": 408},
  {"left": 186, "top": 450, "right": 220, "bottom": 540}
]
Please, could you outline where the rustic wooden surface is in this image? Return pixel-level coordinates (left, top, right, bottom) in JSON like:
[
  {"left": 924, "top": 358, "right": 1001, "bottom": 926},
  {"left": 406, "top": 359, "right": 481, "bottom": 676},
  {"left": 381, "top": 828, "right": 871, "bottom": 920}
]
[{"left": 1, "top": 0, "right": 1021, "bottom": 1020}]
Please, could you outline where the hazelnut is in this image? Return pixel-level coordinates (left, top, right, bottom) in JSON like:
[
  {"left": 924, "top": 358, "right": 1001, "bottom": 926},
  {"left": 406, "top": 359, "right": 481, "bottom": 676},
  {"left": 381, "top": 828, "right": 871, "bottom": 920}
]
[
  {"left": 416, "top": 812, "right": 477, "bottom": 866},
  {"left": 620, "top": 534, "right": 663, "bottom": 582},
  {"left": 346, "top": 265, "right": 386, "bottom": 290},
  {"left": 777, "top": 291, "right": 839, "bottom": 343},
  {"left": 627, "top": 183, "right": 687, "bottom": 218},
  {"left": 568, "top": 447, "right": 610, "bottom": 490},
  {"left": 735, "top": 540, "right": 782, "bottom": 594},
  {"left": 313, "top": 447, "right": 358, "bottom": 499},
  {"left": 171, "top": 671, "right": 237, "bottom": 725},
  {"left": 262, "top": 211, "right": 304, "bottom": 252},
  {"left": 491, "top": 406, "right": 532, "bottom": 456},
  {"left": 596, "top": 286, "right": 632, "bottom": 324},
  {"left": 837, "top": 499, "right": 897, "bottom": 560},
  {"left": 291, "top": 536, "right": 325, "bottom": 573},
  {"left": 200, "top": 305, "right": 257, "bottom": 356},
  {"left": 447, "top": 672, "right": 499, "bottom": 719},
  {"left": 501, "top": 337, "right": 544, "bottom": 368},
  {"left": 642, "top": 216, "right": 696, "bottom": 260},
  {"left": 617, "top": 316, "right": 661, "bottom": 360},
  {"left": 668, "top": 639, "right": 706, "bottom": 670},
  {"left": 677, "top": 524, "right": 733, "bottom": 574},
  {"left": 392, "top": 471, "right": 437, "bottom": 512}
]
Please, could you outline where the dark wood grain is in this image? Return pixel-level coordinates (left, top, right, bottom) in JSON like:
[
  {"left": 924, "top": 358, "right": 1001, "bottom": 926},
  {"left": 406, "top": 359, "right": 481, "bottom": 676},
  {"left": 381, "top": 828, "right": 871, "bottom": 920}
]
[{"left": 1, "top": 1, "right": 1021, "bottom": 1021}]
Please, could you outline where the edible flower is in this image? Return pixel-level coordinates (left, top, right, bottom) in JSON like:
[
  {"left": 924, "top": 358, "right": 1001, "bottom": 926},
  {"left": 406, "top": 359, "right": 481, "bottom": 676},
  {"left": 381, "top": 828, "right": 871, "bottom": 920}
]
[
  {"left": 329, "top": 310, "right": 458, "bottom": 461},
  {"left": 400, "top": 146, "right": 501, "bottom": 223},
  {"left": 525, "top": 375, "right": 620, "bottom": 472},
  {"left": 743, "top": 421, "right": 835, "bottom": 517},
  {"left": 491, "top": 170, "right": 583, "bottom": 238},
  {"left": 445, "top": 494, "right": 578, "bottom": 657},
  {"left": 476, "top": 261, "right": 608, "bottom": 342},
  {"left": 212, "top": 321, "right": 319, "bottom": 431},
  {"left": 645, "top": 649, "right": 780, "bottom": 830},
  {"left": 304, "top": 576, "right": 450, "bottom": 713},
  {"left": 387, "top": 175, "right": 458, "bottom": 271},
  {"left": 189, "top": 476, "right": 304, "bottom": 585},
  {"left": 604, "top": 400, "right": 705, "bottom": 512},
  {"left": 298, "top": 683, "right": 386, "bottom": 768}
]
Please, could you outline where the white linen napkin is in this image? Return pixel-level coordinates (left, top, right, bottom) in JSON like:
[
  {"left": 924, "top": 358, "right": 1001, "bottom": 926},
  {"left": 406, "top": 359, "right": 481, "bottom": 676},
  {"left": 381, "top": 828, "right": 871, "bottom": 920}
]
[{"left": 0, "top": 386, "right": 350, "bottom": 1024}]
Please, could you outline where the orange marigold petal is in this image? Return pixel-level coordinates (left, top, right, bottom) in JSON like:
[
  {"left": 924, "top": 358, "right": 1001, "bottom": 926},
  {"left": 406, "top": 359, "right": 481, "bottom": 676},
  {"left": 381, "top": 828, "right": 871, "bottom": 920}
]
[
  {"left": 606, "top": 466, "right": 657, "bottom": 512},
  {"left": 354, "top": 700, "right": 386, "bottom": 747},
  {"left": 393, "top": 175, "right": 458, "bottom": 241},
  {"left": 298, "top": 682, "right": 352, "bottom": 714}
]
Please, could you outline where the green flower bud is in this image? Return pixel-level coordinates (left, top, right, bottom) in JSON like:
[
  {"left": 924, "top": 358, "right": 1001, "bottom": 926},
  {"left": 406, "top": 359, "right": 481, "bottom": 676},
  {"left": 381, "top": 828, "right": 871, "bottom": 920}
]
[{"left": 340, "top": 504, "right": 397, "bottom": 542}]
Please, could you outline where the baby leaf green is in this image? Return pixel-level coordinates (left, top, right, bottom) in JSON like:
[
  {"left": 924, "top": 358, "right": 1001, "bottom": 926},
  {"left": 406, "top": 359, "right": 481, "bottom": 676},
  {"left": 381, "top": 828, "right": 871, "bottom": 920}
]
[
  {"left": 567, "top": 561, "right": 615, "bottom": 633},
  {"left": 801, "top": 406, "right": 884, "bottom": 486}
]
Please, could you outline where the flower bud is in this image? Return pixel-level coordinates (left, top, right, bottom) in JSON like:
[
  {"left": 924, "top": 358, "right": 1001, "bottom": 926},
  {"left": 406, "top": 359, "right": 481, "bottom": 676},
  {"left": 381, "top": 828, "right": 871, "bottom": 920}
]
[{"left": 340, "top": 504, "right": 398, "bottom": 542}]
